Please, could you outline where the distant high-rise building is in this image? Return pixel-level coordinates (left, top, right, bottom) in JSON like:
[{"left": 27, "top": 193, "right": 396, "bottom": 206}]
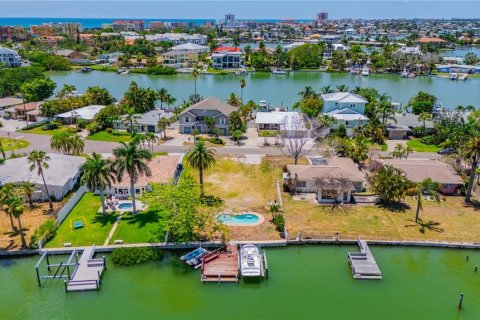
[
  {"left": 225, "top": 14, "right": 235, "bottom": 26},
  {"left": 316, "top": 12, "right": 329, "bottom": 24},
  {"left": 149, "top": 21, "right": 164, "bottom": 30}
]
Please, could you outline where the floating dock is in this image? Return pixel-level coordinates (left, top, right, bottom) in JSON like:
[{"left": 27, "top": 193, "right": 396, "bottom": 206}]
[
  {"left": 348, "top": 239, "right": 382, "bottom": 280},
  {"left": 201, "top": 245, "right": 239, "bottom": 283}
]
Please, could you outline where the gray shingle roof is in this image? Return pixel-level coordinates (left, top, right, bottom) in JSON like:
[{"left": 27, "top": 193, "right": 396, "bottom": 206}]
[{"left": 180, "top": 97, "right": 236, "bottom": 117}]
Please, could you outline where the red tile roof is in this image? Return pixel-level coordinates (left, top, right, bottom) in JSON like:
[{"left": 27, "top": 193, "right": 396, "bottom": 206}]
[
  {"left": 215, "top": 46, "right": 241, "bottom": 53},
  {"left": 417, "top": 37, "right": 446, "bottom": 44}
]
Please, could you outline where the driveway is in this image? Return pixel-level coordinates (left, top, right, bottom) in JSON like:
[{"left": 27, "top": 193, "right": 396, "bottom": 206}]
[{"left": 0, "top": 119, "right": 28, "bottom": 132}]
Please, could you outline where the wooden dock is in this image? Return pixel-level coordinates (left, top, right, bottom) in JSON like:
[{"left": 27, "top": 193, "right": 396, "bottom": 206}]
[
  {"left": 348, "top": 239, "right": 382, "bottom": 280},
  {"left": 201, "top": 245, "right": 239, "bottom": 283},
  {"left": 66, "top": 246, "right": 106, "bottom": 291}
]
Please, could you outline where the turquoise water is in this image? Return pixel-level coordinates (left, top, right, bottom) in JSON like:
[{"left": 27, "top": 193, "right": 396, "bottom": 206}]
[
  {"left": 48, "top": 70, "right": 480, "bottom": 109},
  {"left": 217, "top": 213, "right": 260, "bottom": 224},
  {"left": 118, "top": 203, "right": 133, "bottom": 210},
  {"left": 1, "top": 246, "right": 480, "bottom": 319}
]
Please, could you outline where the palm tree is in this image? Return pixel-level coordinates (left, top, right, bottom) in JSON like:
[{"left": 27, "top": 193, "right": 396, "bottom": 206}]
[
  {"left": 335, "top": 84, "right": 349, "bottom": 92},
  {"left": 413, "top": 178, "right": 440, "bottom": 223},
  {"left": 0, "top": 184, "right": 16, "bottom": 231},
  {"left": 462, "top": 132, "right": 480, "bottom": 203},
  {"left": 123, "top": 107, "right": 140, "bottom": 133},
  {"left": 299, "top": 86, "right": 318, "bottom": 99},
  {"left": 418, "top": 112, "right": 432, "bottom": 136},
  {"left": 156, "top": 88, "right": 176, "bottom": 110},
  {"left": 27, "top": 150, "right": 53, "bottom": 210},
  {"left": 82, "top": 153, "right": 115, "bottom": 215},
  {"left": 320, "top": 85, "right": 334, "bottom": 94},
  {"left": 112, "top": 141, "right": 152, "bottom": 214},
  {"left": 6, "top": 195, "right": 26, "bottom": 248},
  {"left": 50, "top": 132, "right": 85, "bottom": 156},
  {"left": 184, "top": 141, "right": 216, "bottom": 197},
  {"left": 375, "top": 102, "right": 397, "bottom": 126},
  {"left": 144, "top": 132, "right": 158, "bottom": 152},
  {"left": 192, "top": 67, "right": 200, "bottom": 95},
  {"left": 239, "top": 77, "right": 246, "bottom": 104},
  {"left": 0, "top": 139, "right": 6, "bottom": 159},
  {"left": 17, "top": 182, "right": 37, "bottom": 209},
  {"left": 158, "top": 117, "right": 172, "bottom": 139},
  {"left": 227, "top": 92, "right": 242, "bottom": 107}
]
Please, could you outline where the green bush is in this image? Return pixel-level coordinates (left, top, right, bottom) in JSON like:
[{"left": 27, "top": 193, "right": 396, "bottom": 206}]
[
  {"left": 105, "top": 127, "right": 113, "bottom": 133},
  {"left": 0, "top": 121, "right": 3, "bottom": 128},
  {"left": 208, "top": 137, "right": 224, "bottom": 145},
  {"left": 271, "top": 214, "right": 285, "bottom": 232},
  {"left": 42, "top": 123, "right": 58, "bottom": 130},
  {"left": 111, "top": 247, "right": 160, "bottom": 266},
  {"left": 29, "top": 219, "right": 57, "bottom": 249},
  {"left": 76, "top": 119, "right": 88, "bottom": 129},
  {"left": 144, "top": 66, "right": 177, "bottom": 75}
]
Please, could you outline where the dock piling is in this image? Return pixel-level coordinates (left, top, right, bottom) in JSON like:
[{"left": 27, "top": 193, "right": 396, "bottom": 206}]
[
  {"left": 475, "top": 265, "right": 478, "bottom": 272},
  {"left": 458, "top": 292, "right": 464, "bottom": 309},
  {"left": 64, "top": 280, "right": 68, "bottom": 293},
  {"left": 103, "top": 256, "right": 107, "bottom": 271}
]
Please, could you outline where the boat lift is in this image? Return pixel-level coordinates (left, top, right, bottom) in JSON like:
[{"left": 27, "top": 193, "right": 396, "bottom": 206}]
[{"left": 35, "top": 250, "right": 79, "bottom": 287}]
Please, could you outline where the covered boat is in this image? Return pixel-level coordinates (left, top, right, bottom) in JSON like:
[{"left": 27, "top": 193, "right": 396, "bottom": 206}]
[
  {"left": 180, "top": 247, "right": 210, "bottom": 267},
  {"left": 240, "top": 244, "right": 262, "bottom": 277}
]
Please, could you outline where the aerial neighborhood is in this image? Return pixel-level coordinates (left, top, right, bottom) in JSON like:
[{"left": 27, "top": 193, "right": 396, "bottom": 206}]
[{"left": 1, "top": 5, "right": 480, "bottom": 318}]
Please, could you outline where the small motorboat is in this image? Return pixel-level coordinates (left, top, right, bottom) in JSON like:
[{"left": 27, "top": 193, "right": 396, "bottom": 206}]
[
  {"left": 79, "top": 67, "right": 92, "bottom": 73},
  {"left": 459, "top": 74, "right": 468, "bottom": 81},
  {"left": 272, "top": 68, "right": 287, "bottom": 75},
  {"left": 240, "top": 244, "right": 262, "bottom": 277},
  {"left": 401, "top": 68, "right": 408, "bottom": 78},
  {"left": 117, "top": 68, "right": 130, "bottom": 75},
  {"left": 450, "top": 73, "right": 458, "bottom": 80},
  {"left": 180, "top": 247, "right": 210, "bottom": 267},
  {"left": 361, "top": 65, "right": 369, "bottom": 76}
]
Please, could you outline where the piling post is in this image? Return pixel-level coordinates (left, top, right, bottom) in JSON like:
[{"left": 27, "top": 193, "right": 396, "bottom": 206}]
[
  {"left": 64, "top": 280, "right": 68, "bottom": 293},
  {"left": 97, "top": 270, "right": 101, "bottom": 284},
  {"left": 67, "top": 265, "right": 71, "bottom": 280},
  {"left": 475, "top": 265, "right": 478, "bottom": 272},
  {"left": 103, "top": 256, "right": 107, "bottom": 271},
  {"left": 466, "top": 256, "right": 469, "bottom": 261},
  {"left": 458, "top": 293, "right": 464, "bottom": 309},
  {"left": 46, "top": 254, "right": 50, "bottom": 272},
  {"left": 36, "top": 267, "right": 41, "bottom": 287}
]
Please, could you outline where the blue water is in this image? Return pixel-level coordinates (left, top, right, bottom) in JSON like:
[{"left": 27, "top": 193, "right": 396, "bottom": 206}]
[
  {"left": 118, "top": 203, "right": 133, "bottom": 210},
  {"left": 217, "top": 213, "right": 260, "bottom": 225}
]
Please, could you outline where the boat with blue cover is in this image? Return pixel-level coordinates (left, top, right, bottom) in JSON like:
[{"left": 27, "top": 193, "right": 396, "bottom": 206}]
[{"left": 181, "top": 247, "right": 210, "bottom": 267}]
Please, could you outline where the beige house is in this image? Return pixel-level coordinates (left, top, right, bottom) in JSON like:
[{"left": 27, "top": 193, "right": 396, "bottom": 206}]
[{"left": 284, "top": 157, "right": 365, "bottom": 203}]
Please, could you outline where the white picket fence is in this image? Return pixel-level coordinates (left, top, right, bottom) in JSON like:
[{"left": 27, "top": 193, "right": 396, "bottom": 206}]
[{"left": 55, "top": 186, "right": 88, "bottom": 226}]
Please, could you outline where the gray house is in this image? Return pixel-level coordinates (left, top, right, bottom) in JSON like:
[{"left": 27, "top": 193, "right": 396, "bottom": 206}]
[{"left": 178, "top": 97, "right": 236, "bottom": 135}]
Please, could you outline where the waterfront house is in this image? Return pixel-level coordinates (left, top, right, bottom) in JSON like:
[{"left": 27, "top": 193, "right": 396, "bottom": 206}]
[
  {"left": 283, "top": 157, "right": 365, "bottom": 203},
  {"left": 56, "top": 105, "right": 105, "bottom": 124},
  {"left": 386, "top": 125, "right": 411, "bottom": 140},
  {"left": 255, "top": 111, "right": 307, "bottom": 135},
  {"left": 113, "top": 109, "right": 173, "bottom": 133},
  {"left": 54, "top": 49, "right": 90, "bottom": 65},
  {"left": 145, "top": 33, "right": 207, "bottom": 45},
  {"left": 212, "top": 51, "right": 243, "bottom": 69},
  {"left": 97, "top": 52, "right": 123, "bottom": 64},
  {"left": 0, "top": 153, "right": 86, "bottom": 201},
  {"left": 321, "top": 92, "right": 369, "bottom": 132},
  {"left": 105, "top": 155, "right": 181, "bottom": 198},
  {"left": 380, "top": 159, "right": 463, "bottom": 195},
  {"left": 178, "top": 97, "right": 236, "bottom": 135},
  {"left": 4, "top": 101, "right": 43, "bottom": 121},
  {"left": 0, "top": 47, "right": 22, "bottom": 67}
]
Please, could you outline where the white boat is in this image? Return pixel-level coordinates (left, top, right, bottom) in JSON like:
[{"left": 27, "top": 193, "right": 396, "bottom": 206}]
[
  {"left": 401, "top": 68, "right": 408, "bottom": 78},
  {"left": 459, "top": 74, "right": 468, "bottom": 81},
  {"left": 272, "top": 69, "right": 287, "bottom": 75},
  {"left": 450, "top": 73, "right": 458, "bottom": 80},
  {"left": 361, "top": 65, "right": 369, "bottom": 76},
  {"left": 117, "top": 68, "right": 130, "bottom": 75},
  {"left": 240, "top": 244, "right": 262, "bottom": 277}
]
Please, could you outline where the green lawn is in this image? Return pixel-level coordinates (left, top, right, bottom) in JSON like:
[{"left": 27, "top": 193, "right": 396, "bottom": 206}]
[
  {"left": 46, "top": 193, "right": 118, "bottom": 247},
  {"left": 110, "top": 209, "right": 167, "bottom": 244},
  {"left": 87, "top": 130, "right": 133, "bottom": 143},
  {"left": 20, "top": 125, "right": 70, "bottom": 136},
  {"left": 406, "top": 139, "right": 441, "bottom": 152},
  {"left": 0, "top": 138, "right": 30, "bottom": 151}
]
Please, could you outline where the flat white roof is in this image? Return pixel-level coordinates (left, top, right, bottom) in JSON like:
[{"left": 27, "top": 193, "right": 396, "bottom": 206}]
[
  {"left": 56, "top": 105, "right": 105, "bottom": 120},
  {"left": 255, "top": 111, "right": 306, "bottom": 130}
]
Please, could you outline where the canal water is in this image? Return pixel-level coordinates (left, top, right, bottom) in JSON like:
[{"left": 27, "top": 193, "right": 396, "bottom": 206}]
[
  {"left": 48, "top": 70, "right": 480, "bottom": 109},
  {"left": 1, "top": 246, "right": 480, "bottom": 319}
]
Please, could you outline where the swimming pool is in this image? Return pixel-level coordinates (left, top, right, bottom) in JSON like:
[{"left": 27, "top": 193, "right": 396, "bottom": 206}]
[
  {"left": 118, "top": 203, "right": 133, "bottom": 210},
  {"left": 216, "top": 213, "right": 263, "bottom": 226}
]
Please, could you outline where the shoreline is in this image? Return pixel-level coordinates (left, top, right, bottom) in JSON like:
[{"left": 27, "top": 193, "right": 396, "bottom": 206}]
[{"left": 3, "top": 238, "right": 480, "bottom": 257}]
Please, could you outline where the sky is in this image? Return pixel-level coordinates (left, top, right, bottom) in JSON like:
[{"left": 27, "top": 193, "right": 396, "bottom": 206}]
[{"left": 1, "top": 1, "right": 480, "bottom": 19}]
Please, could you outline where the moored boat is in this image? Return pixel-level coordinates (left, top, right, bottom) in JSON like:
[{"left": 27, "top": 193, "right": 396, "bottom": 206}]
[
  {"left": 449, "top": 73, "right": 458, "bottom": 80},
  {"left": 272, "top": 68, "right": 287, "bottom": 75},
  {"left": 240, "top": 244, "right": 262, "bottom": 277},
  {"left": 361, "top": 65, "right": 369, "bottom": 76},
  {"left": 181, "top": 247, "right": 210, "bottom": 267}
]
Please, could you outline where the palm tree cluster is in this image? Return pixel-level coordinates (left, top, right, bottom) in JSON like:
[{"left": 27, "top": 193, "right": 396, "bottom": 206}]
[{"left": 50, "top": 131, "right": 85, "bottom": 156}]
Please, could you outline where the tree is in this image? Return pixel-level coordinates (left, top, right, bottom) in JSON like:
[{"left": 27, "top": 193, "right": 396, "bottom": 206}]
[
  {"left": 39, "top": 101, "right": 58, "bottom": 122},
  {"left": 313, "top": 173, "right": 353, "bottom": 207},
  {"left": 370, "top": 165, "right": 409, "bottom": 204},
  {"left": 123, "top": 81, "right": 157, "bottom": 113},
  {"left": 192, "top": 67, "right": 199, "bottom": 95},
  {"left": 17, "top": 182, "right": 37, "bottom": 209},
  {"left": 56, "top": 84, "right": 77, "bottom": 99},
  {"left": 123, "top": 107, "right": 140, "bottom": 132},
  {"left": 464, "top": 52, "right": 478, "bottom": 65},
  {"left": 27, "top": 150, "right": 53, "bottom": 210},
  {"left": 239, "top": 77, "right": 246, "bottom": 103},
  {"left": 204, "top": 116, "right": 216, "bottom": 134},
  {"left": 375, "top": 100, "right": 396, "bottom": 126},
  {"left": 286, "top": 43, "right": 324, "bottom": 69},
  {"left": 413, "top": 178, "right": 440, "bottom": 223},
  {"left": 228, "top": 110, "right": 247, "bottom": 135},
  {"left": 331, "top": 50, "right": 347, "bottom": 71},
  {"left": 293, "top": 96, "right": 323, "bottom": 118},
  {"left": 112, "top": 141, "right": 153, "bottom": 214},
  {"left": 20, "top": 78, "right": 56, "bottom": 102},
  {"left": 184, "top": 141, "right": 216, "bottom": 197},
  {"left": 0, "top": 184, "right": 16, "bottom": 231},
  {"left": 408, "top": 91, "right": 437, "bottom": 115},
  {"left": 231, "top": 130, "right": 243, "bottom": 146},
  {"left": 418, "top": 112, "right": 433, "bottom": 136},
  {"left": 6, "top": 195, "right": 27, "bottom": 248},
  {"left": 0, "top": 66, "right": 44, "bottom": 97},
  {"left": 298, "top": 86, "right": 319, "bottom": 100},
  {"left": 156, "top": 87, "right": 176, "bottom": 110},
  {"left": 82, "top": 153, "right": 115, "bottom": 215},
  {"left": 50, "top": 131, "right": 85, "bottom": 155},
  {"left": 335, "top": 84, "right": 349, "bottom": 92},
  {"left": 462, "top": 131, "right": 480, "bottom": 204},
  {"left": 226, "top": 92, "right": 242, "bottom": 108},
  {"left": 84, "top": 86, "right": 114, "bottom": 105},
  {"left": 280, "top": 117, "right": 309, "bottom": 165},
  {"left": 158, "top": 117, "right": 172, "bottom": 139}
]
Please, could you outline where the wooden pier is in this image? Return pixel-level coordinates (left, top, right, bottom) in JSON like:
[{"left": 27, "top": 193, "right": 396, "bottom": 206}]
[
  {"left": 348, "top": 239, "right": 382, "bottom": 280},
  {"left": 66, "top": 246, "right": 106, "bottom": 291},
  {"left": 201, "top": 245, "right": 239, "bottom": 283}
]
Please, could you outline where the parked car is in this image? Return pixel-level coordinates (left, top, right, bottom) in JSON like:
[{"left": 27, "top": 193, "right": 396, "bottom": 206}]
[{"left": 437, "top": 148, "right": 458, "bottom": 155}]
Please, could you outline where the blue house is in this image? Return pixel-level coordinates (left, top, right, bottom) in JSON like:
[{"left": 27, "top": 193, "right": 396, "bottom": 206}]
[{"left": 321, "top": 92, "right": 369, "bottom": 132}]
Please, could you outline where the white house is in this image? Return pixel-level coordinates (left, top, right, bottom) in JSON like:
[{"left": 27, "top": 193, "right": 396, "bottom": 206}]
[
  {"left": 170, "top": 43, "right": 209, "bottom": 54},
  {"left": 56, "top": 105, "right": 105, "bottom": 124},
  {"left": 255, "top": 111, "right": 307, "bottom": 135},
  {"left": 0, "top": 47, "right": 22, "bottom": 67},
  {"left": 145, "top": 33, "right": 207, "bottom": 45},
  {"left": 321, "top": 92, "right": 369, "bottom": 132},
  {"left": 0, "top": 154, "right": 86, "bottom": 201}
]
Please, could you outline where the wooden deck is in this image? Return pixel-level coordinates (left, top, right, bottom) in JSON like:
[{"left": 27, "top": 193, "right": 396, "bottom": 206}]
[
  {"left": 348, "top": 239, "right": 382, "bottom": 280},
  {"left": 67, "top": 246, "right": 105, "bottom": 291},
  {"left": 201, "top": 245, "right": 239, "bottom": 283}
]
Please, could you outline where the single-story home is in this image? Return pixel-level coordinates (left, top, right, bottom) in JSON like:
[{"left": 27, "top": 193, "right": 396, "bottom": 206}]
[
  {"left": 255, "top": 111, "right": 307, "bottom": 135},
  {"left": 389, "top": 112, "right": 434, "bottom": 130},
  {"left": 105, "top": 155, "right": 181, "bottom": 198},
  {"left": 4, "top": 101, "right": 43, "bottom": 120},
  {"left": 283, "top": 157, "right": 365, "bottom": 203},
  {"left": 113, "top": 109, "right": 173, "bottom": 133},
  {"left": 56, "top": 105, "right": 105, "bottom": 124},
  {"left": 0, "top": 97, "right": 23, "bottom": 116},
  {"left": 0, "top": 153, "right": 86, "bottom": 201},
  {"left": 386, "top": 125, "right": 411, "bottom": 140},
  {"left": 178, "top": 97, "right": 236, "bottom": 135},
  {"left": 380, "top": 159, "right": 463, "bottom": 195}
]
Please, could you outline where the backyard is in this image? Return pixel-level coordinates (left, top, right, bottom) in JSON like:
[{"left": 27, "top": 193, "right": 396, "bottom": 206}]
[
  {"left": 46, "top": 193, "right": 118, "bottom": 247},
  {"left": 110, "top": 208, "right": 167, "bottom": 244},
  {"left": 406, "top": 139, "right": 441, "bottom": 152},
  {"left": 86, "top": 130, "right": 133, "bottom": 143}
]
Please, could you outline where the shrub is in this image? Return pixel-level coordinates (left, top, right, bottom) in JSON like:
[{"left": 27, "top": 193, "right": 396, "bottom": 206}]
[
  {"left": 105, "top": 127, "right": 113, "bottom": 133},
  {"left": 76, "top": 119, "right": 88, "bottom": 129},
  {"left": 111, "top": 247, "right": 160, "bottom": 266},
  {"left": 421, "top": 135, "right": 435, "bottom": 145},
  {"left": 208, "top": 137, "right": 224, "bottom": 145},
  {"left": 66, "top": 127, "right": 79, "bottom": 133},
  {"left": 42, "top": 123, "right": 58, "bottom": 130},
  {"left": 29, "top": 219, "right": 57, "bottom": 249},
  {"left": 87, "top": 121, "right": 101, "bottom": 134},
  {"left": 0, "top": 121, "right": 3, "bottom": 128},
  {"left": 271, "top": 214, "right": 285, "bottom": 232}
]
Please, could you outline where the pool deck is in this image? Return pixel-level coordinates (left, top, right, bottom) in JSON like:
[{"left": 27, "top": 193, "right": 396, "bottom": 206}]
[
  {"left": 201, "top": 245, "right": 239, "bottom": 283},
  {"left": 98, "top": 200, "right": 147, "bottom": 214}
]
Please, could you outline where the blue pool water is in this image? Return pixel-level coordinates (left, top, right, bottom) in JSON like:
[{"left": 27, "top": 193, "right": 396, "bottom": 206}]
[
  {"left": 216, "top": 213, "right": 260, "bottom": 225},
  {"left": 118, "top": 203, "right": 133, "bottom": 210}
]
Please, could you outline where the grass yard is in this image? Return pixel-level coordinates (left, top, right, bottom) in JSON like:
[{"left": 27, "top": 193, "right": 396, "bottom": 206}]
[
  {"left": 20, "top": 125, "right": 70, "bottom": 136},
  {"left": 110, "top": 209, "right": 167, "bottom": 244},
  {"left": 406, "top": 139, "right": 441, "bottom": 152},
  {"left": 283, "top": 195, "right": 480, "bottom": 242},
  {"left": 87, "top": 130, "right": 133, "bottom": 143},
  {"left": 0, "top": 138, "right": 30, "bottom": 151},
  {"left": 46, "top": 193, "right": 118, "bottom": 247}
]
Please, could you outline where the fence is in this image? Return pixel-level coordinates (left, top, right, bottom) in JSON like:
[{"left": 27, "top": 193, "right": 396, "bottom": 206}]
[{"left": 55, "top": 186, "right": 88, "bottom": 226}]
